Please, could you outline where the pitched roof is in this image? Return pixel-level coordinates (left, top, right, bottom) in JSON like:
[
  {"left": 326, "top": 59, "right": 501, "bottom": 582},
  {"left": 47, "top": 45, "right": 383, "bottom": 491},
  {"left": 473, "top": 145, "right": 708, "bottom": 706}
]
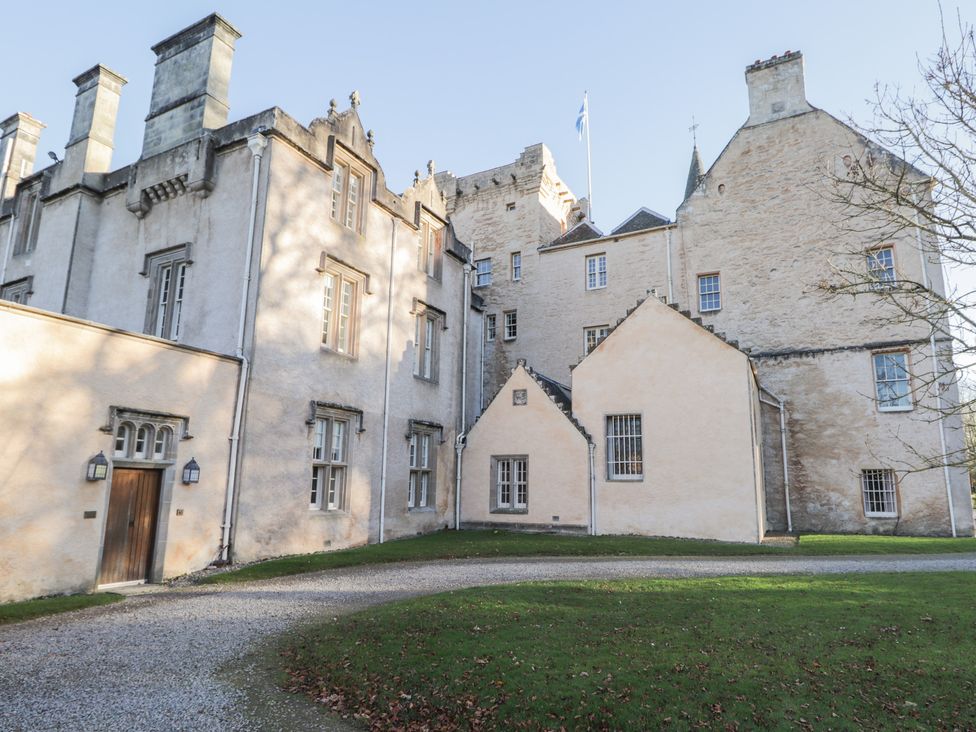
[
  {"left": 610, "top": 207, "right": 671, "bottom": 235},
  {"left": 543, "top": 220, "right": 603, "bottom": 248},
  {"left": 684, "top": 145, "right": 704, "bottom": 200}
]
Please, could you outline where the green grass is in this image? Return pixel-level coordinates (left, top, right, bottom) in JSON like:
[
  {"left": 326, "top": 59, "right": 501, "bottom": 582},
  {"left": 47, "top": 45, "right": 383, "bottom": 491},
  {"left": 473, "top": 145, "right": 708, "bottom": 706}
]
[
  {"left": 200, "top": 529, "right": 976, "bottom": 584},
  {"left": 0, "top": 592, "right": 123, "bottom": 625},
  {"left": 281, "top": 572, "right": 976, "bottom": 730}
]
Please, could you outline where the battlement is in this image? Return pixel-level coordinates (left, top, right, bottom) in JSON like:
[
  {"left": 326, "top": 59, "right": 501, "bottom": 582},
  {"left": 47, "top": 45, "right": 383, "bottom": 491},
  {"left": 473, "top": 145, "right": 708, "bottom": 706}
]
[{"left": 746, "top": 50, "right": 802, "bottom": 73}]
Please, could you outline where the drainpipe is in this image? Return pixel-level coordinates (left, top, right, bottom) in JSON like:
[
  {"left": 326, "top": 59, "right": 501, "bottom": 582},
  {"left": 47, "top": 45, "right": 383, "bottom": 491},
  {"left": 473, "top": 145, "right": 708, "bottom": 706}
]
[
  {"left": 219, "top": 131, "right": 267, "bottom": 562},
  {"left": 758, "top": 386, "right": 792, "bottom": 533},
  {"left": 665, "top": 227, "right": 674, "bottom": 303},
  {"left": 913, "top": 208, "right": 957, "bottom": 537},
  {"left": 455, "top": 263, "right": 472, "bottom": 530},
  {"left": 378, "top": 216, "right": 398, "bottom": 543},
  {"left": 0, "top": 210, "right": 15, "bottom": 285},
  {"left": 588, "top": 441, "right": 597, "bottom": 535},
  {"left": 479, "top": 311, "right": 485, "bottom": 411}
]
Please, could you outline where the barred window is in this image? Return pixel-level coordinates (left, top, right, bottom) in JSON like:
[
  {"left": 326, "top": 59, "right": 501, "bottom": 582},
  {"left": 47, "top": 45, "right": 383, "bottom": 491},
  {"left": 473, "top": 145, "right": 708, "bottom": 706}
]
[
  {"left": 873, "top": 352, "right": 912, "bottom": 411},
  {"left": 492, "top": 456, "right": 528, "bottom": 512},
  {"left": 698, "top": 273, "right": 721, "bottom": 312},
  {"left": 408, "top": 430, "right": 435, "bottom": 509},
  {"left": 607, "top": 414, "right": 643, "bottom": 480},
  {"left": 867, "top": 247, "right": 895, "bottom": 289},
  {"left": 584, "top": 325, "right": 610, "bottom": 354},
  {"left": 861, "top": 469, "right": 898, "bottom": 517},
  {"left": 586, "top": 253, "right": 607, "bottom": 290},
  {"left": 311, "top": 415, "right": 348, "bottom": 511}
]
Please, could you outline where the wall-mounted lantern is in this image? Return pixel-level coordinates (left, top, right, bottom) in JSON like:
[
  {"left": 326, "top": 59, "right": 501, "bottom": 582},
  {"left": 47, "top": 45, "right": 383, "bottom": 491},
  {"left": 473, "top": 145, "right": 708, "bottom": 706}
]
[
  {"left": 86, "top": 451, "right": 109, "bottom": 481},
  {"left": 182, "top": 457, "right": 201, "bottom": 484}
]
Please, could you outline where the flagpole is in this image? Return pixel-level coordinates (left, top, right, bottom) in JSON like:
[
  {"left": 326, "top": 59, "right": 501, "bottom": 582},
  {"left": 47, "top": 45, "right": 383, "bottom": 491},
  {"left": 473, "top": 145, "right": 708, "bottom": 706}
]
[{"left": 584, "top": 91, "right": 593, "bottom": 223}]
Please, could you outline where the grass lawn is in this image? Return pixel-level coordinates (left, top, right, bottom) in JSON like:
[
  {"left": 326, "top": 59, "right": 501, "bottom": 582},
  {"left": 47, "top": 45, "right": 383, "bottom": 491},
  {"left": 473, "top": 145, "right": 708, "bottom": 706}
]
[
  {"left": 199, "top": 529, "right": 976, "bottom": 584},
  {"left": 281, "top": 572, "right": 976, "bottom": 730},
  {"left": 0, "top": 593, "right": 123, "bottom": 626}
]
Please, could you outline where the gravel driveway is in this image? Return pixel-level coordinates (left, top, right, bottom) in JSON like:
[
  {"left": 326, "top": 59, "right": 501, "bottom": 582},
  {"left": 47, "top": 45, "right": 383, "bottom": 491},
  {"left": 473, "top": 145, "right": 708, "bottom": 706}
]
[{"left": 2, "top": 553, "right": 975, "bottom": 731}]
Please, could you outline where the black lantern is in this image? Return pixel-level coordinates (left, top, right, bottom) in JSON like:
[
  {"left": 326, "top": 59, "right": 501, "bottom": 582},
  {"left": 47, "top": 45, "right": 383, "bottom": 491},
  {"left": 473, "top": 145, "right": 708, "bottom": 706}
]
[
  {"left": 86, "top": 451, "right": 109, "bottom": 481},
  {"left": 182, "top": 457, "right": 201, "bottom": 484}
]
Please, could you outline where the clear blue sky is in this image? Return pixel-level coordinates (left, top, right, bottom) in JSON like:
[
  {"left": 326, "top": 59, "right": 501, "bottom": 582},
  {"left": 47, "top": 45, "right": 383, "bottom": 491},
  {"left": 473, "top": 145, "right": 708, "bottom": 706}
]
[{"left": 0, "top": 1, "right": 954, "bottom": 230}]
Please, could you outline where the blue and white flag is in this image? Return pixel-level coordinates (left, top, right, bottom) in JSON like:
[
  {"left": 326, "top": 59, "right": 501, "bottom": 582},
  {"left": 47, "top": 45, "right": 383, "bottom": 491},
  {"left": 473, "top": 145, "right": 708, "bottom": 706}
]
[{"left": 576, "top": 94, "right": 588, "bottom": 141}]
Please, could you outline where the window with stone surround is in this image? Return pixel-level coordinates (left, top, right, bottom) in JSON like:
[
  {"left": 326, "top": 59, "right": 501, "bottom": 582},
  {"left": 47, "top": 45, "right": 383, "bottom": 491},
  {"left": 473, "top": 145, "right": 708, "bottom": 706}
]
[
  {"left": 584, "top": 324, "right": 610, "bottom": 354},
  {"left": 485, "top": 313, "right": 496, "bottom": 341},
  {"left": 698, "top": 273, "right": 721, "bottom": 312},
  {"left": 418, "top": 218, "right": 444, "bottom": 280},
  {"left": 331, "top": 158, "right": 368, "bottom": 233},
  {"left": 504, "top": 310, "right": 517, "bottom": 341},
  {"left": 12, "top": 185, "right": 42, "bottom": 256},
  {"left": 491, "top": 455, "right": 528, "bottom": 513},
  {"left": 143, "top": 245, "right": 191, "bottom": 341},
  {"left": 408, "top": 427, "right": 436, "bottom": 510},
  {"left": 1, "top": 276, "right": 33, "bottom": 304},
  {"left": 511, "top": 252, "right": 522, "bottom": 281},
  {"left": 475, "top": 258, "right": 492, "bottom": 287},
  {"left": 320, "top": 263, "right": 365, "bottom": 357},
  {"left": 108, "top": 408, "right": 184, "bottom": 463},
  {"left": 414, "top": 303, "right": 445, "bottom": 382},
  {"left": 311, "top": 410, "right": 350, "bottom": 511},
  {"left": 873, "top": 351, "right": 912, "bottom": 411},
  {"left": 585, "top": 253, "right": 607, "bottom": 290},
  {"left": 867, "top": 246, "right": 896, "bottom": 289},
  {"left": 861, "top": 469, "right": 898, "bottom": 518}
]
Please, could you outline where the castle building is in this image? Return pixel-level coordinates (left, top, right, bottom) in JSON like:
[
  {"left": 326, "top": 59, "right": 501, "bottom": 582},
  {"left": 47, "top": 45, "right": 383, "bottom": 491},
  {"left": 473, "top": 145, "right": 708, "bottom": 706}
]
[{"left": 0, "top": 15, "right": 971, "bottom": 602}]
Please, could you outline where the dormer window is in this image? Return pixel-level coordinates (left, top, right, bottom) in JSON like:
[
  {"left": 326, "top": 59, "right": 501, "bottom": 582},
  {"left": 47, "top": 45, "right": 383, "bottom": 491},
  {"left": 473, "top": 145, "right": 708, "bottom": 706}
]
[
  {"left": 418, "top": 218, "right": 444, "bottom": 280},
  {"left": 331, "top": 158, "right": 368, "bottom": 233}
]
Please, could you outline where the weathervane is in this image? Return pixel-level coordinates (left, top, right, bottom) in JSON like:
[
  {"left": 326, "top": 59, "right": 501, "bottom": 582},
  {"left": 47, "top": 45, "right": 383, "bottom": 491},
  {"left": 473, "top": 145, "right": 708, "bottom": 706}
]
[{"left": 689, "top": 115, "right": 700, "bottom": 146}]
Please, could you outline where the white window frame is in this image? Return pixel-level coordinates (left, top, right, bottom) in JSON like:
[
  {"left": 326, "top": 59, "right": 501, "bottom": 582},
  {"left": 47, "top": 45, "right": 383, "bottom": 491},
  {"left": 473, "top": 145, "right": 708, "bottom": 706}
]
[
  {"left": 144, "top": 246, "right": 191, "bottom": 342},
  {"left": 331, "top": 158, "right": 369, "bottom": 233},
  {"left": 414, "top": 308, "right": 443, "bottom": 382},
  {"left": 867, "top": 246, "right": 896, "bottom": 289},
  {"left": 585, "top": 253, "right": 607, "bottom": 290},
  {"left": 418, "top": 219, "right": 444, "bottom": 279},
  {"left": 698, "top": 273, "right": 721, "bottom": 312},
  {"left": 873, "top": 351, "right": 913, "bottom": 412},
  {"left": 606, "top": 414, "right": 643, "bottom": 480},
  {"left": 474, "top": 258, "right": 492, "bottom": 287},
  {"left": 861, "top": 469, "right": 899, "bottom": 518},
  {"left": 584, "top": 325, "right": 610, "bottom": 354},
  {"left": 491, "top": 455, "right": 528, "bottom": 513},
  {"left": 408, "top": 429, "right": 436, "bottom": 509},
  {"left": 485, "top": 314, "right": 496, "bottom": 342},
  {"left": 321, "top": 266, "right": 363, "bottom": 357},
  {"left": 511, "top": 252, "right": 522, "bottom": 282},
  {"left": 503, "top": 310, "right": 517, "bottom": 341},
  {"left": 311, "top": 413, "right": 350, "bottom": 511}
]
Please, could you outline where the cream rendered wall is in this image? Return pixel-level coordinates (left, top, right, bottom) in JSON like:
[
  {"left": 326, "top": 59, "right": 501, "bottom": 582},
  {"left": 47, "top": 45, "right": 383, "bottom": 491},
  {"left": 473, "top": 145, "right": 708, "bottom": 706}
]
[
  {"left": 0, "top": 303, "right": 238, "bottom": 602},
  {"left": 461, "top": 364, "right": 590, "bottom": 529},
  {"left": 232, "top": 138, "right": 467, "bottom": 562},
  {"left": 572, "top": 297, "right": 765, "bottom": 543}
]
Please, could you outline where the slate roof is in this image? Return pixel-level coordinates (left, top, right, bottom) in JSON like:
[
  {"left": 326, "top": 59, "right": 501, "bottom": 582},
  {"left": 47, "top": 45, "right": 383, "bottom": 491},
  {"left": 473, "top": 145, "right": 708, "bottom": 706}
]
[
  {"left": 610, "top": 207, "right": 672, "bottom": 235},
  {"left": 684, "top": 145, "right": 704, "bottom": 200},
  {"left": 542, "top": 220, "right": 604, "bottom": 248}
]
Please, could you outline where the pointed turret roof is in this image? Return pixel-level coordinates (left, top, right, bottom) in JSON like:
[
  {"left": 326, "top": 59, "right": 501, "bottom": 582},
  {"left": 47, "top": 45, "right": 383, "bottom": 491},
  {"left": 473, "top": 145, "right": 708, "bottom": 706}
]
[{"left": 684, "top": 145, "right": 704, "bottom": 200}]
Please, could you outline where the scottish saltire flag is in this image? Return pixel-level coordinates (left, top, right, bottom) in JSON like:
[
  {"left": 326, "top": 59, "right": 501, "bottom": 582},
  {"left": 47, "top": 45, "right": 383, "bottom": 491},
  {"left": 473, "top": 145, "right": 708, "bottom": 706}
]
[{"left": 576, "top": 94, "right": 588, "bottom": 140}]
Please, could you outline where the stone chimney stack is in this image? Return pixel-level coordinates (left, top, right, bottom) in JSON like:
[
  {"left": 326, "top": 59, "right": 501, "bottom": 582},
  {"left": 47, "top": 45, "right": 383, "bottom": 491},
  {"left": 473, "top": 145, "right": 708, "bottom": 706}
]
[
  {"left": 141, "top": 13, "right": 241, "bottom": 158},
  {"left": 0, "top": 113, "right": 45, "bottom": 199},
  {"left": 61, "top": 65, "right": 127, "bottom": 181},
  {"left": 744, "top": 51, "right": 813, "bottom": 127}
]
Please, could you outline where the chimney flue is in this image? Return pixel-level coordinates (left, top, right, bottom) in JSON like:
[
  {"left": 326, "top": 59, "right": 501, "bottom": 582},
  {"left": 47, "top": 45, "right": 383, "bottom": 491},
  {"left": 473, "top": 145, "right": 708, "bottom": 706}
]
[
  {"left": 0, "top": 113, "right": 45, "bottom": 200},
  {"left": 60, "top": 65, "right": 127, "bottom": 183},
  {"left": 744, "top": 51, "right": 812, "bottom": 127},
  {"left": 141, "top": 13, "right": 242, "bottom": 158}
]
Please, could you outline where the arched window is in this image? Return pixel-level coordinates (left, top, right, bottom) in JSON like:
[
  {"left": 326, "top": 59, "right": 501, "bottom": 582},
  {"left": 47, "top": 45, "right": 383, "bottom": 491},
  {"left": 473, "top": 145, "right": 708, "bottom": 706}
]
[
  {"left": 153, "top": 427, "right": 171, "bottom": 460},
  {"left": 134, "top": 425, "right": 152, "bottom": 459},
  {"left": 114, "top": 423, "right": 133, "bottom": 457}
]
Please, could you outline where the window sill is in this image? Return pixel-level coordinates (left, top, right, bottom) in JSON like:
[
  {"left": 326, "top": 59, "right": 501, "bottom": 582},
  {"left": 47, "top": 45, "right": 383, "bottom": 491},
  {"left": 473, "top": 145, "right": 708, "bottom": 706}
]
[
  {"left": 491, "top": 507, "right": 528, "bottom": 514},
  {"left": 413, "top": 374, "right": 440, "bottom": 385},
  {"left": 878, "top": 406, "right": 913, "bottom": 413},
  {"left": 473, "top": 284, "right": 492, "bottom": 289},
  {"left": 608, "top": 476, "right": 644, "bottom": 482},
  {"left": 864, "top": 513, "right": 899, "bottom": 519},
  {"left": 309, "top": 508, "right": 349, "bottom": 517},
  {"left": 586, "top": 286, "right": 607, "bottom": 292},
  {"left": 502, "top": 337, "right": 517, "bottom": 342},
  {"left": 408, "top": 506, "right": 436, "bottom": 513},
  {"left": 699, "top": 308, "right": 721, "bottom": 314},
  {"left": 320, "top": 345, "right": 358, "bottom": 360}
]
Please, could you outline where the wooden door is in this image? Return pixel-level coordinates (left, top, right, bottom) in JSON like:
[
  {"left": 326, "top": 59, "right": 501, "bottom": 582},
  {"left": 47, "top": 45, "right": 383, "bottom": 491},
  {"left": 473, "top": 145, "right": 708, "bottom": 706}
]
[{"left": 99, "top": 468, "right": 161, "bottom": 585}]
